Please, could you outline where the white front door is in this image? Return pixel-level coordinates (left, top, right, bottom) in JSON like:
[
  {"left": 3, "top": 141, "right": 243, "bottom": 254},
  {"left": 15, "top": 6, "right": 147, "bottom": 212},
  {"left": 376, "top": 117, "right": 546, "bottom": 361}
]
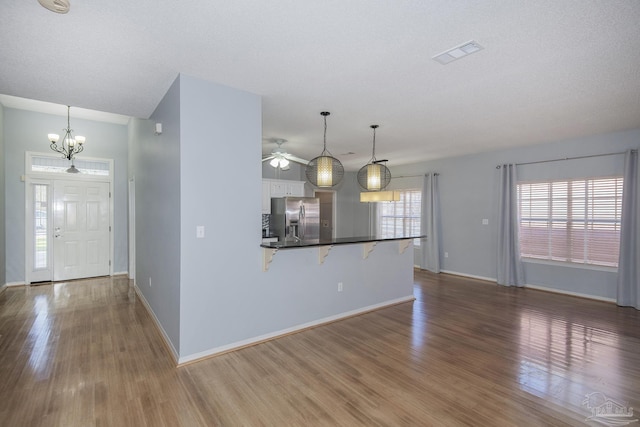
[{"left": 53, "top": 180, "right": 110, "bottom": 281}]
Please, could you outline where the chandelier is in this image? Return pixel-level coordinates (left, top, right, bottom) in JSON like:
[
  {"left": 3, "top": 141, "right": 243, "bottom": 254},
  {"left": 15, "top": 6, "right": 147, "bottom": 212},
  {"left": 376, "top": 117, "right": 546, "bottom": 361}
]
[
  {"left": 48, "top": 105, "right": 86, "bottom": 173},
  {"left": 305, "top": 112, "right": 344, "bottom": 187}
]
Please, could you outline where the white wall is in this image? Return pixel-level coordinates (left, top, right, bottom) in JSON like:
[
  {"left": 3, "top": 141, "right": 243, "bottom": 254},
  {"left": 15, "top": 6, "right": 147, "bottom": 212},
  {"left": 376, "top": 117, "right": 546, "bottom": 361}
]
[
  {"left": 2, "top": 108, "right": 129, "bottom": 284},
  {"left": 390, "top": 128, "right": 640, "bottom": 299}
]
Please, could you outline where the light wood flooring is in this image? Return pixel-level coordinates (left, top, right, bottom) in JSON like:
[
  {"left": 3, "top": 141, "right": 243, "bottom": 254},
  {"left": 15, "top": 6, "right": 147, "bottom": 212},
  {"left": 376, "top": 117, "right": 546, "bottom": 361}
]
[{"left": 1, "top": 271, "right": 639, "bottom": 426}]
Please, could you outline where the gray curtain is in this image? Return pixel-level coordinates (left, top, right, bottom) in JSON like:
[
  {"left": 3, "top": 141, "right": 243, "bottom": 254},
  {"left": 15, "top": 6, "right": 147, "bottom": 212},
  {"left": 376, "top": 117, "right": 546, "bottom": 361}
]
[
  {"left": 616, "top": 149, "right": 639, "bottom": 309},
  {"left": 496, "top": 164, "right": 524, "bottom": 286},
  {"left": 421, "top": 173, "right": 441, "bottom": 273}
]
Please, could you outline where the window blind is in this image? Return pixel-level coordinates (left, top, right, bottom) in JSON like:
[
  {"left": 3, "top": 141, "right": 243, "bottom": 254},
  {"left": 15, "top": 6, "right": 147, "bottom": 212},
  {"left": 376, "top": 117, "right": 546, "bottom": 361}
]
[
  {"left": 518, "top": 177, "right": 623, "bottom": 267},
  {"left": 378, "top": 189, "right": 422, "bottom": 245}
]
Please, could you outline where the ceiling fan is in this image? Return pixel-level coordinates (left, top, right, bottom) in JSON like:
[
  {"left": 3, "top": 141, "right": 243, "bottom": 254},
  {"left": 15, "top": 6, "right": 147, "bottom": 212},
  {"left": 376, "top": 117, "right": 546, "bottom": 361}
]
[{"left": 262, "top": 139, "right": 309, "bottom": 170}]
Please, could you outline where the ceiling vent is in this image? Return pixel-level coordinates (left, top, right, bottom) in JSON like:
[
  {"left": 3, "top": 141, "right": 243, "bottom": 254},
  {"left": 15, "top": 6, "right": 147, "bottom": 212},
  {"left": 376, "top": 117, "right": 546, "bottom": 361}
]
[{"left": 432, "top": 40, "right": 483, "bottom": 65}]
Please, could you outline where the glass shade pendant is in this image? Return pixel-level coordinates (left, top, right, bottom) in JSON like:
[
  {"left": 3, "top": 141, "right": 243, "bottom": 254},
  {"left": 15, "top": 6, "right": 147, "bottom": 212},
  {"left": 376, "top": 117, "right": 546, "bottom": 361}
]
[
  {"left": 306, "top": 112, "right": 344, "bottom": 188},
  {"left": 357, "top": 125, "right": 391, "bottom": 191}
]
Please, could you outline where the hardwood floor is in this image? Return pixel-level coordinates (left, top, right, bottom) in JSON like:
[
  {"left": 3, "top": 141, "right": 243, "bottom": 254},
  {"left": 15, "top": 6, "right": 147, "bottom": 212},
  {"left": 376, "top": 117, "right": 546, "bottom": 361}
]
[{"left": 1, "top": 271, "right": 638, "bottom": 426}]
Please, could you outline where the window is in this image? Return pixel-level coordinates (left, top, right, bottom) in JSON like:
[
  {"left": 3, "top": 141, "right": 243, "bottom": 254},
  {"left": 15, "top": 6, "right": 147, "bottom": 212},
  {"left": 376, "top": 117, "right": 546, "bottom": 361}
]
[
  {"left": 377, "top": 189, "right": 421, "bottom": 244},
  {"left": 29, "top": 153, "right": 110, "bottom": 176},
  {"left": 33, "top": 183, "right": 49, "bottom": 270},
  {"left": 518, "top": 177, "right": 623, "bottom": 267}
]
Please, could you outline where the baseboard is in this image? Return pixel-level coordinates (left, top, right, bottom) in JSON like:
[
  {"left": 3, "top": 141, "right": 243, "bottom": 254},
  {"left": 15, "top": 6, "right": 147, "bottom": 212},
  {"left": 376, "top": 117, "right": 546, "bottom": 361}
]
[
  {"left": 437, "top": 269, "right": 615, "bottom": 303},
  {"left": 6, "top": 281, "right": 26, "bottom": 287},
  {"left": 524, "top": 283, "right": 616, "bottom": 303},
  {"left": 0, "top": 283, "right": 6, "bottom": 295},
  {"left": 178, "top": 295, "right": 416, "bottom": 366},
  {"left": 113, "top": 271, "right": 128, "bottom": 277},
  {"left": 440, "top": 270, "right": 497, "bottom": 283},
  {"left": 133, "top": 285, "right": 180, "bottom": 364}
]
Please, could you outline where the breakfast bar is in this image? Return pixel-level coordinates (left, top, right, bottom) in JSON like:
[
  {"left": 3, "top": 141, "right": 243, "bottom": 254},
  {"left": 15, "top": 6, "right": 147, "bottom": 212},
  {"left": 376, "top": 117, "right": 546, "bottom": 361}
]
[{"left": 261, "top": 235, "right": 423, "bottom": 272}]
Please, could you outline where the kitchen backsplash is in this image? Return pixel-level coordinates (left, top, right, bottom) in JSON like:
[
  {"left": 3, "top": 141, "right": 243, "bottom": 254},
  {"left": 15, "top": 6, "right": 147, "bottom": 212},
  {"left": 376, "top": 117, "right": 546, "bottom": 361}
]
[{"left": 262, "top": 214, "right": 270, "bottom": 231}]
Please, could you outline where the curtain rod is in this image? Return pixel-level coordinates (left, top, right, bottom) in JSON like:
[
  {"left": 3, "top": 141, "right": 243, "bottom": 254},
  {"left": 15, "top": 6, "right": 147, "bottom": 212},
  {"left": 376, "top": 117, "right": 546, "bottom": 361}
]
[
  {"left": 496, "top": 149, "right": 635, "bottom": 169},
  {"left": 393, "top": 173, "right": 439, "bottom": 178}
]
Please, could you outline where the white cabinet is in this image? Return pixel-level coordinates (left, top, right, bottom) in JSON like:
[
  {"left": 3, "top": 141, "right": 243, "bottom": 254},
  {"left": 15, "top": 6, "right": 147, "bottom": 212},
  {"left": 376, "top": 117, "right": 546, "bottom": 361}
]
[
  {"left": 262, "top": 180, "right": 272, "bottom": 214},
  {"left": 262, "top": 179, "right": 306, "bottom": 213}
]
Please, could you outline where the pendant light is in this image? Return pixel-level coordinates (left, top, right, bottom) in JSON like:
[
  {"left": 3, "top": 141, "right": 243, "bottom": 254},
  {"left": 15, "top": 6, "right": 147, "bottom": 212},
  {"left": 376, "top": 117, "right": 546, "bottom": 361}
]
[
  {"left": 357, "top": 125, "right": 391, "bottom": 191},
  {"left": 305, "top": 112, "right": 344, "bottom": 187}
]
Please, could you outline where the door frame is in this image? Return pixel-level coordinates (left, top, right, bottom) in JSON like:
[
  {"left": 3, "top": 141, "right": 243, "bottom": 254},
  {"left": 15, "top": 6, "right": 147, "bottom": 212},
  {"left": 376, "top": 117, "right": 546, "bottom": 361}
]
[
  {"left": 24, "top": 152, "right": 114, "bottom": 284},
  {"left": 128, "top": 177, "right": 136, "bottom": 282}
]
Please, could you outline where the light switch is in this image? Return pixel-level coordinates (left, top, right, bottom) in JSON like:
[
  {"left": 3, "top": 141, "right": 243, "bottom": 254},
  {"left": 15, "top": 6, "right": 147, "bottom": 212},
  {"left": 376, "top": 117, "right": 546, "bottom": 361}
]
[
  {"left": 482, "top": 219, "right": 489, "bottom": 225},
  {"left": 196, "top": 226, "right": 205, "bottom": 238}
]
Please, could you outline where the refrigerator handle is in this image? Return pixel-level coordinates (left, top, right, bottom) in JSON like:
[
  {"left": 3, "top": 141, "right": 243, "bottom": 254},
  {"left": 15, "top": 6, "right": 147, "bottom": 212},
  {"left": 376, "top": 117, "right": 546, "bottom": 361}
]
[{"left": 300, "top": 204, "right": 305, "bottom": 240}]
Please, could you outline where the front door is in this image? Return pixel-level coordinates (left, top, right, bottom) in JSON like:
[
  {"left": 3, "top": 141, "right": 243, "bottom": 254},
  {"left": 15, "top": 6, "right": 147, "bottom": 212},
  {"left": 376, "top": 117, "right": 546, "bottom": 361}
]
[{"left": 53, "top": 180, "right": 110, "bottom": 281}]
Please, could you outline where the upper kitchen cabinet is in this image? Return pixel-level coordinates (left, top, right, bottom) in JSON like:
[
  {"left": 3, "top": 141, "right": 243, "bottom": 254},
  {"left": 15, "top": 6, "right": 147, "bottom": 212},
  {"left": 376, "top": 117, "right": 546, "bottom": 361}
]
[{"left": 262, "top": 179, "right": 306, "bottom": 213}]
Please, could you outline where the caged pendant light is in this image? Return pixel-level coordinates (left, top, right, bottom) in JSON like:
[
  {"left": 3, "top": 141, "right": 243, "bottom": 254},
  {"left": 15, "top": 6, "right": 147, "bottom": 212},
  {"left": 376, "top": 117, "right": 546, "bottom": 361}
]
[
  {"left": 306, "top": 112, "right": 344, "bottom": 187},
  {"left": 357, "top": 125, "right": 391, "bottom": 191}
]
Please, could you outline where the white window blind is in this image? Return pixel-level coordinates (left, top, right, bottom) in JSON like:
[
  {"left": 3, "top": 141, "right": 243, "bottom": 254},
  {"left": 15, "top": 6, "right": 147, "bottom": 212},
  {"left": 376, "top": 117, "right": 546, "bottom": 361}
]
[
  {"left": 377, "top": 189, "right": 421, "bottom": 245},
  {"left": 518, "top": 177, "right": 623, "bottom": 267}
]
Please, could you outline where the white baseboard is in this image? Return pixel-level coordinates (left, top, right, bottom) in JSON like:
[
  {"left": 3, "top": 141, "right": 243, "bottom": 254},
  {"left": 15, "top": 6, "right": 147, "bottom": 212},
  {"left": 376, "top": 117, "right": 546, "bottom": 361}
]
[
  {"left": 524, "top": 283, "right": 616, "bottom": 303},
  {"left": 133, "top": 285, "right": 180, "bottom": 364},
  {"left": 437, "top": 269, "right": 615, "bottom": 303},
  {"left": 6, "top": 281, "right": 25, "bottom": 287},
  {"left": 178, "top": 295, "right": 416, "bottom": 366},
  {"left": 113, "top": 271, "right": 128, "bottom": 277},
  {"left": 440, "top": 270, "right": 497, "bottom": 283}
]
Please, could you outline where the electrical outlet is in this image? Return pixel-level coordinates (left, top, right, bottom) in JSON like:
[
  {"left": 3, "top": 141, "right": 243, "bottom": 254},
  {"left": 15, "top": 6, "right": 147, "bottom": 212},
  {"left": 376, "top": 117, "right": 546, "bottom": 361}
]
[
  {"left": 444, "top": 252, "right": 449, "bottom": 258},
  {"left": 196, "top": 226, "right": 205, "bottom": 238},
  {"left": 338, "top": 282, "right": 343, "bottom": 292}
]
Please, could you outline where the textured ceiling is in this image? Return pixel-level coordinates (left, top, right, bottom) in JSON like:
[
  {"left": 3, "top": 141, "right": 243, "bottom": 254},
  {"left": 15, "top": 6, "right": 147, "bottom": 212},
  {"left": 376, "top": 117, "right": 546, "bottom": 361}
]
[{"left": 1, "top": 1, "right": 639, "bottom": 170}]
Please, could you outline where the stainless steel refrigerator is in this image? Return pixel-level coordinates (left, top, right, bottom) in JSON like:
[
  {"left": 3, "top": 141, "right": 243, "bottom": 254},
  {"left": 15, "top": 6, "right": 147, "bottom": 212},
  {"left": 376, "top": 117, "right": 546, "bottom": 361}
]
[{"left": 270, "top": 197, "right": 320, "bottom": 243}]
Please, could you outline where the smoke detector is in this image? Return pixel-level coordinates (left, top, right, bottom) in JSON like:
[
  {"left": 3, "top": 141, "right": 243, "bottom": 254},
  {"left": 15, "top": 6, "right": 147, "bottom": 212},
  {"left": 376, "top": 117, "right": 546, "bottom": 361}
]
[{"left": 38, "top": 0, "right": 70, "bottom": 14}]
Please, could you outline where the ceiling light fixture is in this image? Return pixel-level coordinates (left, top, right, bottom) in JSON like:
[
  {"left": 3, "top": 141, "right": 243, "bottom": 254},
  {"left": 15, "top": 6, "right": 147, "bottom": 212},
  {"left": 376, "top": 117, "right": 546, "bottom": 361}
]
[
  {"left": 38, "top": 0, "right": 71, "bottom": 14},
  {"left": 270, "top": 156, "right": 290, "bottom": 169},
  {"left": 360, "top": 191, "right": 400, "bottom": 202},
  {"left": 357, "top": 125, "right": 391, "bottom": 192},
  {"left": 432, "top": 40, "right": 483, "bottom": 65},
  {"left": 306, "top": 112, "right": 344, "bottom": 188},
  {"left": 48, "top": 105, "right": 86, "bottom": 173}
]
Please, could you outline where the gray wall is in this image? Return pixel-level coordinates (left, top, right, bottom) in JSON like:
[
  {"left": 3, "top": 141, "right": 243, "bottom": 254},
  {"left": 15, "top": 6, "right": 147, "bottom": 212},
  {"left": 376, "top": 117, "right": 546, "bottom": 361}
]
[
  {"left": 0, "top": 104, "right": 5, "bottom": 287},
  {"left": 335, "top": 171, "right": 371, "bottom": 238},
  {"left": 129, "top": 76, "right": 182, "bottom": 354},
  {"left": 177, "top": 74, "right": 263, "bottom": 356},
  {"left": 3, "top": 108, "right": 129, "bottom": 283},
  {"left": 390, "top": 128, "right": 640, "bottom": 300}
]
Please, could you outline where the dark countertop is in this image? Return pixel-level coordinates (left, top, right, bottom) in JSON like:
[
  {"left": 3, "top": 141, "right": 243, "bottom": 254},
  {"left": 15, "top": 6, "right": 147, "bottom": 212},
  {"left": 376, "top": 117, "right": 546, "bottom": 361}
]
[{"left": 260, "top": 235, "right": 425, "bottom": 249}]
